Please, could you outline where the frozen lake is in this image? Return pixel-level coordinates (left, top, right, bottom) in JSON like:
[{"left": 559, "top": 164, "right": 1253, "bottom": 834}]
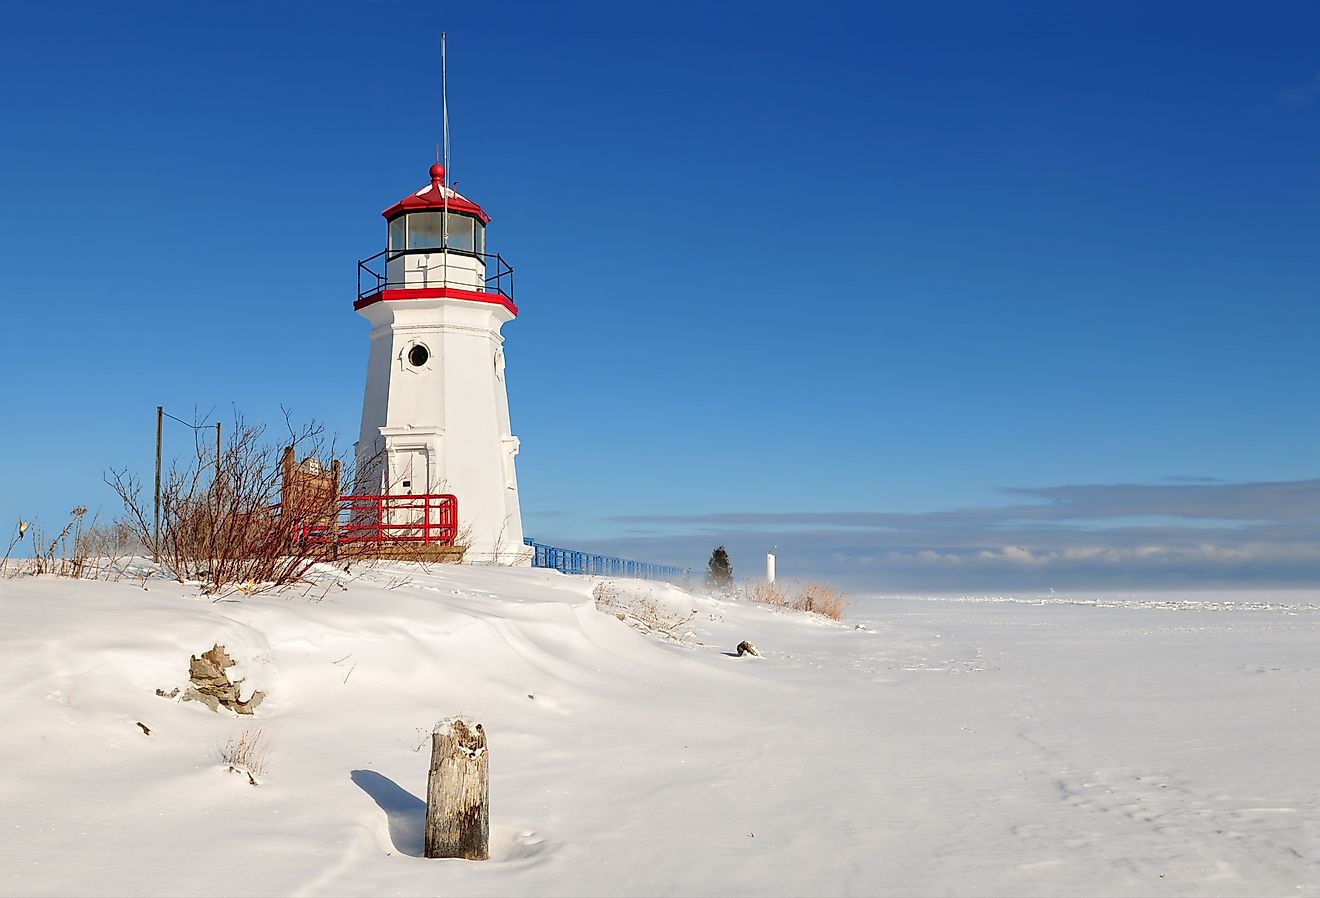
[{"left": 812, "top": 591, "right": 1320, "bottom": 895}]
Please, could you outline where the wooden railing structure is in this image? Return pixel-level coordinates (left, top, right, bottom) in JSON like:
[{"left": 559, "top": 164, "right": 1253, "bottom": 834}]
[{"left": 280, "top": 448, "right": 459, "bottom": 553}]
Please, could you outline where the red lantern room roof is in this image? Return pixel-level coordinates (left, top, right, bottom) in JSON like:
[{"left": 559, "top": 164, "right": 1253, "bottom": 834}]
[{"left": 381, "top": 163, "right": 491, "bottom": 224}]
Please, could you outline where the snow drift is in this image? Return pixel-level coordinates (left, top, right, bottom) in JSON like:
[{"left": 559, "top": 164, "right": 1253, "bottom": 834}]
[{"left": 2, "top": 565, "right": 1319, "bottom": 896}]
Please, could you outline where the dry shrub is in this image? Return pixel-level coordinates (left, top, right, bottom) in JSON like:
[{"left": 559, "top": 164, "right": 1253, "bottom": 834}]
[
  {"left": 747, "top": 580, "right": 792, "bottom": 608},
  {"left": 107, "top": 411, "right": 373, "bottom": 594},
  {"left": 747, "top": 580, "right": 847, "bottom": 621},
  {"left": 74, "top": 520, "right": 141, "bottom": 567},
  {"left": 220, "top": 726, "right": 270, "bottom": 785},
  {"left": 593, "top": 581, "right": 698, "bottom": 643}
]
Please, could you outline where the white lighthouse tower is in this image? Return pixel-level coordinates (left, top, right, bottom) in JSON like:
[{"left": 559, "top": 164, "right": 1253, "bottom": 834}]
[{"left": 353, "top": 161, "right": 528, "bottom": 564}]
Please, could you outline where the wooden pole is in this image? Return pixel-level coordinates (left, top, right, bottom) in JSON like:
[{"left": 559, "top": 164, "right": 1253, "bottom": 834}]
[
  {"left": 424, "top": 718, "right": 489, "bottom": 860},
  {"left": 215, "top": 422, "right": 221, "bottom": 488},
  {"left": 153, "top": 405, "right": 163, "bottom": 560}
]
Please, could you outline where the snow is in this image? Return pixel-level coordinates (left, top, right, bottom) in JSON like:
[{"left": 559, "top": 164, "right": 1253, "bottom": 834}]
[{"left": 2, "top": 565, "right": 1319, "bottom": 896}]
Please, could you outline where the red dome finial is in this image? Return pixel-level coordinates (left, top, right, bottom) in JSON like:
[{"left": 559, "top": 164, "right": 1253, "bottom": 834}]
[{"left": 429, "top": 163, "right": 445, "bottom": 185}]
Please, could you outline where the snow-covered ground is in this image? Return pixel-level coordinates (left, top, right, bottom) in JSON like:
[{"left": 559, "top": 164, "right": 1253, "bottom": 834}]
[{"left": 2, "top": 565, "right": 1318, "bottom": 896}]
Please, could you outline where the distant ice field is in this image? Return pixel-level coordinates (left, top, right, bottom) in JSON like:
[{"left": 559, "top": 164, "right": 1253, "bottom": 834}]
[{"left": 856, "top": 588, "right": 1320, "bottom": 613}]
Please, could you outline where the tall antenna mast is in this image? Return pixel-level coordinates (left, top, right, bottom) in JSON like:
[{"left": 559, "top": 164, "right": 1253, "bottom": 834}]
[{"left": 441, "top": 31, "right": 450, "bottom": 249}]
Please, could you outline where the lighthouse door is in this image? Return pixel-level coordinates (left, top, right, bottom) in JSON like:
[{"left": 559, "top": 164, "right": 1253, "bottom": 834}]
[
  {"left": 389, "top": 448, "right": 429, "bottom": 495},
  {"left": 387, "top": 448, "right": 430, "bottom": 539}
]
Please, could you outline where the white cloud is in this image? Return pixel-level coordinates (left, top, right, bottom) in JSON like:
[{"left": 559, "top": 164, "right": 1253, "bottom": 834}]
[
  {"left": 584, "top": 478, "right": 1320, "bottom": 589},
  {"left": 878, "top": 542, "right": 1320, "bottom": 571}
]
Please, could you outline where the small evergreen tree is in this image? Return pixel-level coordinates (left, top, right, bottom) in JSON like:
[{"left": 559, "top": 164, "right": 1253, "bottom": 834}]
[{"left": 705, "top": 545, "right": 733, "bottom": 590}]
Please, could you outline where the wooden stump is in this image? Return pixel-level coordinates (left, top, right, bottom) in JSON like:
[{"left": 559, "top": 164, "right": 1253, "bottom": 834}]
[{"left": 424, "top": 718, "right": 489, "bottom": 860}]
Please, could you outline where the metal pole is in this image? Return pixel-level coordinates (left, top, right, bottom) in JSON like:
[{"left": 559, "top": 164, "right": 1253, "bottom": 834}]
[
  {"left": 153, "top": 406, "right": 163, "bottom": 560},
  {"left": 441, "top": 32, "right": 450, "bottom": 267}
]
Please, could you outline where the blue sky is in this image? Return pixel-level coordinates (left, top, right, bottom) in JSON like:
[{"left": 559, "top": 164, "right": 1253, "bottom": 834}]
[{"left": 2, "top": 1, "right": 1317, "bottom": 589}]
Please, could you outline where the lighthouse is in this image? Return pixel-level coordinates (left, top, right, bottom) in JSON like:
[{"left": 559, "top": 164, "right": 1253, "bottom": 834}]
[{"left": 352, "top": 162, "right": 529, "bottom": 564}]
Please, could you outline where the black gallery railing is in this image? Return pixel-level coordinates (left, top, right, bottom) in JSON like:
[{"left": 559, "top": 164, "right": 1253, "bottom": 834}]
[{"left": 357, "top": 248, "right": 515, "bottom": 302}]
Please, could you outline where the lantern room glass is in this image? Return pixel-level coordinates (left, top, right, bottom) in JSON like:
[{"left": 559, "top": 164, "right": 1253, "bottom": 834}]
[
  {"left": 407, "top": 212, "right": 444, "bottom": 250},
  {"left": 388, "top": 217, "right": 406, "bottom": 256},
  {"left": 390, "top": 212, "right": 486, "bottom": 255},
  {"left": 445, "top": 215, "right": 474, "bottom": 253}
]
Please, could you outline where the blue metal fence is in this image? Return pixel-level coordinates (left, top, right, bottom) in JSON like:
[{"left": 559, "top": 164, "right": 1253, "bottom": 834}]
[{"left": 524, "top": 538, "right": 686, "bottom": 582}]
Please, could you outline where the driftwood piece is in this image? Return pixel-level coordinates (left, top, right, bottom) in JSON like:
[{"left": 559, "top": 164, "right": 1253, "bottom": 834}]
[
  {"left": 424, "top": 718, "right": 489, "bottom": 860},
  {"left": 178, "top": 644, "right": 265, "bottom": 714}
]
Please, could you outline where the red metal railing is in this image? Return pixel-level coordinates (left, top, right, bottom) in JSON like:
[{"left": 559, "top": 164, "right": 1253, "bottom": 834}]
[{"left": 296, "top": 494, "right": 458, "bottom": 546}]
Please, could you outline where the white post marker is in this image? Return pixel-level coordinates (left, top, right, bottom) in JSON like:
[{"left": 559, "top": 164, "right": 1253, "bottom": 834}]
[{"left": 766, "top": 551, "right": 776, "bottom": 584}]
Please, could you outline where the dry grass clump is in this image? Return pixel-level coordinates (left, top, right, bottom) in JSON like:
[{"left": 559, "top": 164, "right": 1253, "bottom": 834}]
[
  {"left": 747, "top": 580, "right": 847, "bottom": 621},
  {"left": 797, "top": 582, "right": 847, "bottom": 620},
  {"left": 220, "top": 726, "right": 270, "bottom": 785},
  {"left": 3, "top": 509, "right": 140, "bottom": 580}
]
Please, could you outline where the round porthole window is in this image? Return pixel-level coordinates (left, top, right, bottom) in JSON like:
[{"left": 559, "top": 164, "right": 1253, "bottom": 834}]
[{"left": 407, "top": 345, "right": 430, "bottom": 367}]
